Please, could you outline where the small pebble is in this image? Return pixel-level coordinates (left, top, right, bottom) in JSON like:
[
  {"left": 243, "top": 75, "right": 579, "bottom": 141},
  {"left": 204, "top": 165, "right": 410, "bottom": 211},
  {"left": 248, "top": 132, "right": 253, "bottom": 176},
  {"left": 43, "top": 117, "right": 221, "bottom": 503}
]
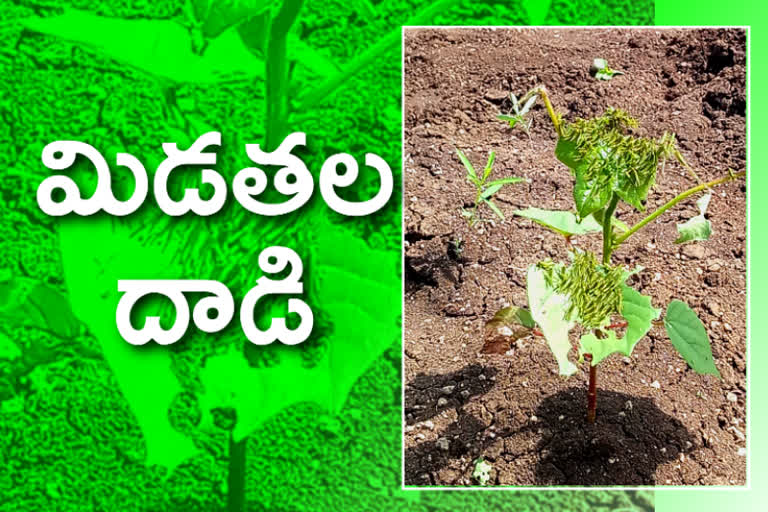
[
  {"left": 727, "top": 392, "right": 738, "bottom": 403},
  {"left": 650, "top": 380, "right": 661, "bottom": 389},
  {"left": 437, "top": 397, "right": 448, "bottom": 407},
  {"left": 530, "top": 415, "right": 538, "bottom": 423},
  {"left": 436, "top": 438, "right": 450, "bottom": 451}
]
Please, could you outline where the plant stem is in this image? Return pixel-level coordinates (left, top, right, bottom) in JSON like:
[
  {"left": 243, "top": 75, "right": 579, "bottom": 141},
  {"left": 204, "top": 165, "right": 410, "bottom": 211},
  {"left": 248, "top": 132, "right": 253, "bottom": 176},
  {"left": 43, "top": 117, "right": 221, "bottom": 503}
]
[
  {"left": 227, "top": 434, "right": 247, "bottom": 512},
  {"left": 265, "top": 0, "right": 304, "bottom": 151},
  {"left": 534, "top": 86, "right": 561, "bottom": 137},
  {"left": 584, "top": 354, "right": 597, "bottom": 424},
  {"left": 298, "top": 0, "right": 461, "bottom": 110},
  {"left": 471, "top": 187, "right": 483, "bottom": 226},
  {"left": 602, "top": 194, "right": 619, "bottom": 264},
  {"left": 613, "top": 170, "right": 745, "bottom": 247}
]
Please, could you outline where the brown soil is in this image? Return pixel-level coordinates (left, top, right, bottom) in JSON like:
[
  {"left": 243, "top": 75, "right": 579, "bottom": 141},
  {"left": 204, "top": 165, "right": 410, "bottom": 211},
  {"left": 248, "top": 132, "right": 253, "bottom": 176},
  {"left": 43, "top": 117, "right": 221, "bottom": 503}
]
[{"left": 402, "top": 27, "right": 747, "bottom": 487}]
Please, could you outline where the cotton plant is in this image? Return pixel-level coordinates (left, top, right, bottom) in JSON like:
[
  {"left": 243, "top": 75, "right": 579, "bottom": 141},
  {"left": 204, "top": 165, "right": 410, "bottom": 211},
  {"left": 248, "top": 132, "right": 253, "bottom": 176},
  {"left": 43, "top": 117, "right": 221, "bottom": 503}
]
[{"left": 486, "top": 86, "right": 744, "bottom": 422}]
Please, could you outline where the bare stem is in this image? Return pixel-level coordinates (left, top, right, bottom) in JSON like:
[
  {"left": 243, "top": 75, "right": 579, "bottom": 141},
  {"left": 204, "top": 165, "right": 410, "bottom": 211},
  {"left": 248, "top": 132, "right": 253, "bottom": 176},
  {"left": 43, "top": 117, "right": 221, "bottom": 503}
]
[
  {"left": 584, "top": 354, "right": 597, "bottom": 424},
  {"left": 673, "top": 148, "right": 705, "bottom": 187},
  {"left": 532, "top": 86, "right": 561, "bottom": 136},
  {"left": 613, "top": 170, "right": 745, "bottom": 247},
  {"left": 227, "top": 434, "right": 246, "bottom": 512},
  {"left": 602, "top": 194, "right": 619, "bottom": 265}
]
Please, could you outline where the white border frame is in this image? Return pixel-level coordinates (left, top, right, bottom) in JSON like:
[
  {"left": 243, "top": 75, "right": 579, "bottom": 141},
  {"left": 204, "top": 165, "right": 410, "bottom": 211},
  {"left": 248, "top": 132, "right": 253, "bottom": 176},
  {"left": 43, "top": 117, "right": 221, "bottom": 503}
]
[{"left": 400, "top": 24, "right": 751, "bottom": 492}]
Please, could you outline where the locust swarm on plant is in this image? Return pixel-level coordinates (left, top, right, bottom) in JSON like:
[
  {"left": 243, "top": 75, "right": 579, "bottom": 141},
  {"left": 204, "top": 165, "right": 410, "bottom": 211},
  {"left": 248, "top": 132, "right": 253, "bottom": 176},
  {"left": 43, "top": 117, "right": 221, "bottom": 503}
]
[{"left": 484, "top": 86, "right": 745, "bottom": 423}]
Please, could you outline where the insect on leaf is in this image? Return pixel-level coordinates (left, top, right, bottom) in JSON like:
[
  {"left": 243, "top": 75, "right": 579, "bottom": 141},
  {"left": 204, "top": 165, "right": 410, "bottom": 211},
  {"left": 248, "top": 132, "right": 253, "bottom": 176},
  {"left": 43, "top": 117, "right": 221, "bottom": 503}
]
[
  {"left": 527, "top": 265, "right": 577, "bottom": 376},
  {"left": 513, "top": 207, "right": 603, "bottom": 237},
  {"left": 483, "top": 306, "right": 536, "bottom": 354},
  {"left": 664, "top": 300, "right": 720, "bottom": 377},
  {"left": 554, "top": 138, "right": 614, "bottom": 218},
  {"left": 578, "top": 284, "right": 661, "bottom": 365},
  {"left": 675, "top": 193, "right": 713, "bottom": 244}
]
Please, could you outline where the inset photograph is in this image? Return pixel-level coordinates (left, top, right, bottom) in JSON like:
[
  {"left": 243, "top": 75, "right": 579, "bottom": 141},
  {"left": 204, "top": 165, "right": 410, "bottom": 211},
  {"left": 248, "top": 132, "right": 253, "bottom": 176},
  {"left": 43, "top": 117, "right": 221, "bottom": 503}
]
[{"left": 403, "top": 27, "right": 747, "bottom": 487}]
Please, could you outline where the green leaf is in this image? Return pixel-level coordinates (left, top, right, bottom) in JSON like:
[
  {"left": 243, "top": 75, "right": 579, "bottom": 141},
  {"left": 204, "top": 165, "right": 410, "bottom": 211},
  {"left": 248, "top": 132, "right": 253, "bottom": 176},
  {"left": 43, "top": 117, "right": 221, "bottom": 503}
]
[
  {"left": 595, "top": 68, "right": 624, "bottom": 81},
  {"left": 483, "top": 199, "right": 504, "bottom": 220},
  {"left": 472, "top": 458, "right": 493, "bottom": 486},
  {"left": 487, "top": 306, "right": 536, "bottom": 330},
  {"left": 513, "top": 207, "right": 603, "bottom": 237},
  {"left": 0, "top": 274, "right": 80, "bottom": 340},
  {"left": 497, "top": 114, "right": 519, "bottom": 128},
  {"left": 456, "top": 148, "right": 477, "bottom": 181},
  {"left": 483, "top": 306, "right": 536, "bottom": 354},
  {"left": 527, "top": 265, "right": 577, "bottom": 376},
  {"left": 288, "top": 37, "right": 342, "bottom": 77},
  {"left": 58, "top": 217, "right": 197, "bottom": 470},
  {"left": 675, "top": 193, "right": 713, "bottom": 244},
  {"left": 522, "top": 0, "right": 552, "bottom": 24},
  {"left": 590, "top": 58, "right": 624, "bottom": 80},
  {"left": 236, "top": 10, "right": 270, "bottom": 56},
  {"left": 195, "top": 0, "right": 277, "bottom": 40},
  {"left": 21, "top": 9, "right": 267, "bottom": 85},
  {"left": 578, "top": 284, "right": 661, "bottom": 366},
  {"left": 481, "top": 183, "right": 503, "bottom": 199},
  {"left": 482, "top": 151, "right": 496, "bottom": 181},
  {"left": 200, "top": 226, "right": 400, "bottom": 442},
  {"left": 664, "top": 300, "right": 720, "bottom": 377},
  {"left": 520, "top": 94, "right": 538, "bottom": 115},
  {"left": 486, "top": 177, "right": 527, "bottom": 187}
]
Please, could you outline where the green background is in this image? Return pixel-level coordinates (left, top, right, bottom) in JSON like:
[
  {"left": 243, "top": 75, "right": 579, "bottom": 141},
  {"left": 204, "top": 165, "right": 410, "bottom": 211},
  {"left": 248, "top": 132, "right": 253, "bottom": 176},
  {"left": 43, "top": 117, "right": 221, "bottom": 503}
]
[
  {"left": 0, "top": 0, "right": 754, "bottom": 510},
  {"left": 654, "top": 0, "right": 755, "bottom": 509}
]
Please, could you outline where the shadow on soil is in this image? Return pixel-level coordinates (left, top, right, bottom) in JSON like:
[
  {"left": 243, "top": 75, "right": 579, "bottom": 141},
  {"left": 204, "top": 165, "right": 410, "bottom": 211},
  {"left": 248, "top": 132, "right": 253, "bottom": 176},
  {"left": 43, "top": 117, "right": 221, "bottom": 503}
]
[
  {"left": 532, "top": 388, "right": 695, "bottom": 485},
  {"left": 405, "top": 381, "right": 695, "bottom": 486},
  {"left": 404, "top": 364, "right": 498, "bottom": 425}
]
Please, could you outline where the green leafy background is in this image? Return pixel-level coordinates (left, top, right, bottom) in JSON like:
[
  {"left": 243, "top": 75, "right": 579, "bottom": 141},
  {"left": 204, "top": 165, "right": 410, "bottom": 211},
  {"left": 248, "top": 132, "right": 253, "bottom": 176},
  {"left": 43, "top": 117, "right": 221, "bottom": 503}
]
[{"left": 1, "top": 1, "right": 659, "bottom": 511}]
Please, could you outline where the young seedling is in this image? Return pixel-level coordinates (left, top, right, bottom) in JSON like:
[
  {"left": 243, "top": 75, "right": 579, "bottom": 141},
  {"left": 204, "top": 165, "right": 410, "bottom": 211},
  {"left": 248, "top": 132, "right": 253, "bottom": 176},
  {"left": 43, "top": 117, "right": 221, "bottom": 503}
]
[
  {"left": 590, "top": 58, "right": 624, "bottom": 80},
  {"left": 484, "top": 85, "right": 745, "bottom": 424},
  {"left": 472, "top": 457, "right": 493, "bottom": 486},
  {"left": 497, "top": 91, "right": 538, "bottom": 136},
  {"left": 456, "top": 148, "right": 526, "bottom": 226}
]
